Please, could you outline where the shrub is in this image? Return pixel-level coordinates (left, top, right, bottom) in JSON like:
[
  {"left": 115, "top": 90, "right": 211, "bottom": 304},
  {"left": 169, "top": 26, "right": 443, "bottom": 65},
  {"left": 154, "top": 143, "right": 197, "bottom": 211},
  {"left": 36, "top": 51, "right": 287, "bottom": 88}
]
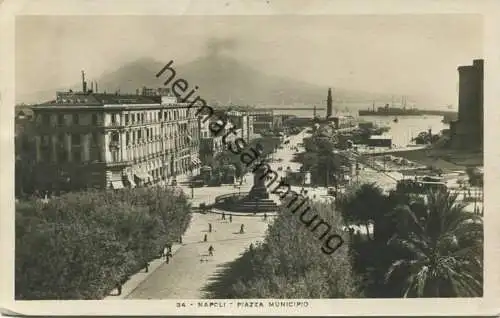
[{"left": 15, "top": 187, "right": 192, "bottom": 300}]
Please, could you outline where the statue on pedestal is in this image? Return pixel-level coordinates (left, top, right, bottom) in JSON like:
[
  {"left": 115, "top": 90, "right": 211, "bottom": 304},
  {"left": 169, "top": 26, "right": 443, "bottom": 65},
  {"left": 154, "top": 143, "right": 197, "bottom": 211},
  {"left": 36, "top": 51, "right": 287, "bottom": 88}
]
[{"left": 248, "top": 163, "right": 270, "bottom": 200}]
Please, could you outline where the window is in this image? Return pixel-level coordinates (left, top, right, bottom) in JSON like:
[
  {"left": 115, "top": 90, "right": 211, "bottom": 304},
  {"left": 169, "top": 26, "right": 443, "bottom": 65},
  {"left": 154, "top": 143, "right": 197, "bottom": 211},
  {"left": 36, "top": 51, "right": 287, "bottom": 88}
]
[
  {"left": 132, "top": 114, "right": 136, "bottom": 123},
  {"left": 111, "top": 113, "right": 116, "bottom": 124},
  {"left": 42, "top": 114, "right": 50, "bottom": 125},
  {"left": 92, "top": 114, "right": 98, "bottom": 125},
  {"left": 58, "top": 114, "right": 64, "bottom": 125},
  {"left": 125, "top": 114, "right": 129, "bottom": 124},
  {"left": 73, "top": 114, "right": 79, "bottom": 125},
  {"left": 73, "top": 149, "right": 81, "bottom": 163},
  {"left": 126, "top": 132, "right": 130, "bottom": 145},
  {"left": 57, "top": 146, "right": 66, "bottom": 163},
  {"left": 41, "top": 135, "right": 50, "bottom": 146},
  {"left": 91, "top": 132, "right": 99, "bottom": 145},
  {"left": 138, "top": 130, "right": 142, "bottom": 140},
  {"left": 72, "top": 134, "right": 81, "bottom": 146},
  {"left": 158, "top": 111, "right": 162, "bottom": 120},
  {"left": 41, "top": 148, "right": 51, "bottom": 162}
]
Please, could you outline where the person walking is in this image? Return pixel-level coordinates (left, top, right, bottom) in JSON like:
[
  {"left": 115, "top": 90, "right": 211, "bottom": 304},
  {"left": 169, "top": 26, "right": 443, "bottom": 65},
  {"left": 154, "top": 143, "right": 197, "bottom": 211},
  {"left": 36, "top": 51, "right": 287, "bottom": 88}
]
[
  {"left": 203, "top": 233, "right": 208, "bottom": 242},
  {"left": 222, "top": 212, "right": 226, "bottom": 220},
  {"left": 208, "top": 223, "right": 212, "bottom": 233},
  {"left": 229, "top": 214, "right": 233, "bottom": 223},
  {"left": 116, "top": 282, "right": 122, "bottom": 296},
  {"left": 263, "top": 213, "right": 267, "bottom": 221},
  {"left": 208, "top": 245, "right": 214, "bottom": 256},
  {"left": 163, "top": 246, "right": 168, "bottom": 260},
  {"left": 240, "top": 224, "right": 245, "bottom": 234}
]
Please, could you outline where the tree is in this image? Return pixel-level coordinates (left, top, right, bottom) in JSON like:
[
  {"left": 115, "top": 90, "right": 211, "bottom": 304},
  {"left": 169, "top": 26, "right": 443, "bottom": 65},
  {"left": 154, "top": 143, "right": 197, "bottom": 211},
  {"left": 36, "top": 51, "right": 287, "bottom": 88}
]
[
  {"left": 338, "top": 183, "right": 388, "bottom": 241},
  {"left": 385, "top": 190, "right": 483, "bottom": 297},
  {"left": 15, "top": 187, "right": 192, "bottom": 300}
]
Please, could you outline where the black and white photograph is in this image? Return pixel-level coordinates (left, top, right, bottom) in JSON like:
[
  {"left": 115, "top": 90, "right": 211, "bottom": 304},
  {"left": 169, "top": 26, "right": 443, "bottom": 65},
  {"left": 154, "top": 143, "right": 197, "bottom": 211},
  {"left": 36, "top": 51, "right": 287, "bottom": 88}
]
[{"left": 2, "top": 0, "right": 498, "bottom": 316}]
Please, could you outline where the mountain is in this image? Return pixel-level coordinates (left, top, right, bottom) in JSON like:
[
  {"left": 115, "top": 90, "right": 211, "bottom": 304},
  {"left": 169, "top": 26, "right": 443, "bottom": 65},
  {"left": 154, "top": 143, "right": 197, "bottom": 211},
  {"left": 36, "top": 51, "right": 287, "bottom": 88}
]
[{"left": 18, "top": 56, "right": 396, "bottom": 107}]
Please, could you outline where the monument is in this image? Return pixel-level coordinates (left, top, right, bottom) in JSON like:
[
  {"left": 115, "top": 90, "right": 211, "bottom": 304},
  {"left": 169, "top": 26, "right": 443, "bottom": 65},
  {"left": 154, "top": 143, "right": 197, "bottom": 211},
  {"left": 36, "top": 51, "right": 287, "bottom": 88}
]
[
  {"left": 213, "top": 161, "right": 278, "bottom": 213},
  {"left": 248, "top": 164, "right": 270, "bottom": 199}
]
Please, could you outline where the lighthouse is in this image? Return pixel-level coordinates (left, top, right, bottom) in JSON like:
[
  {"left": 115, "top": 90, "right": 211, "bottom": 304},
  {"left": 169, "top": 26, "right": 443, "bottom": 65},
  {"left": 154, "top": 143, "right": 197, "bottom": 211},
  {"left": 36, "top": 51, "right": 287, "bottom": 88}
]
[{"left": 326, "top": 88, "right": 333, "bottom": 118}]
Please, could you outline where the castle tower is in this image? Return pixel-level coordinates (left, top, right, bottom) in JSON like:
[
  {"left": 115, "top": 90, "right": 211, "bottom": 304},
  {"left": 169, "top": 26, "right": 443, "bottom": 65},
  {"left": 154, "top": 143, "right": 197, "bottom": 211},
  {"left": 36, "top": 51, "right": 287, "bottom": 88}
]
[{"left": 326, "top": 88, "right": 333, "bottom": 118}]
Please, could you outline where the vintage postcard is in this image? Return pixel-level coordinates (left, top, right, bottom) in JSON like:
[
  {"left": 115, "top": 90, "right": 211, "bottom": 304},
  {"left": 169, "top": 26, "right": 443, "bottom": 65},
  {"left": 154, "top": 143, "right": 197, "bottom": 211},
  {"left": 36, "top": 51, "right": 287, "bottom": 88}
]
[{"left": 1, "top": 0, "right": 499, "bottom": 316}]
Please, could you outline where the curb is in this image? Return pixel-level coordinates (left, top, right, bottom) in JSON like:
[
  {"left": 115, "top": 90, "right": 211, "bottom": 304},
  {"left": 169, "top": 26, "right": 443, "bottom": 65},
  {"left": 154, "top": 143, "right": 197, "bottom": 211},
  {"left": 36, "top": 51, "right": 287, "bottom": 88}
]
[
  {"left": 210, "top": 208, "right": 278, "bottom": 217},
  {"left": 104, "top": 243, "right": 183, "bottom": 300}
]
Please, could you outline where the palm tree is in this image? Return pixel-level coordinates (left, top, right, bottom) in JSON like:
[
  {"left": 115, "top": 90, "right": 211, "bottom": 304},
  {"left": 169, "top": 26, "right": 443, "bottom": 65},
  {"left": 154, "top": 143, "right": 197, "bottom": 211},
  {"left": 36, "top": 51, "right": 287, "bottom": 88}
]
[{"left": 385, "top": 190, "right": 483, "bottom": 297}]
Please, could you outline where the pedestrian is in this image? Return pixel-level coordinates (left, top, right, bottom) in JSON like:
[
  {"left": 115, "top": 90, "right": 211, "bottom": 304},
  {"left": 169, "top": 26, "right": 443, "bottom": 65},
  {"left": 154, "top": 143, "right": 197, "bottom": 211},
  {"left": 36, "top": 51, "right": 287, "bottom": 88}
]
[
  {"left": 116, "top": 282, "right": 122, "bottom": 296},
  {"left": 263, "top": 213, "right": 267, "bottom": 220},
  {"left": 144, "top": 261, "right": 149, "bottom": 273},
  {"left": 165, "top": 254, "right": 170, "bottom": 264},
  {"left": 167, "top": 243, "right": 172, "bottom": 254},
  {"left": 222, "top": 212, "right": 226, "bottom": 220},
  {"left": 240, "top": 224, "right": 245, "bottom": 234},
  {"left": 203, "top": 233, "right": 208, "bottom": 242},
  {"left": 208, "top": 223, "right": 212, "bottom": 233},
  {"left": 179, "top": 236, "right": 182, "bottom": 244},
  {"left": 163, "top": 246, "right": 168, "bottom": 260},
  {"left": 229, "top": 215, "right": 232, "bottom": 223},
  {"left": 208, "top": 245, "right": 214, "bottom": 256}
]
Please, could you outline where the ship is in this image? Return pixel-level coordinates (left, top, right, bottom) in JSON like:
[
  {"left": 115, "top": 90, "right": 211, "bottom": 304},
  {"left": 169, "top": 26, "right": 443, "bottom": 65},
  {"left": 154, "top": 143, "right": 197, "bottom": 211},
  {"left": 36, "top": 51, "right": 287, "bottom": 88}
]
[
  {"left": 359, "top": 97, "right": 458, "bottom": 117},
  {"left": 359, "top": 96, "right": 423, "bottom": 116}
]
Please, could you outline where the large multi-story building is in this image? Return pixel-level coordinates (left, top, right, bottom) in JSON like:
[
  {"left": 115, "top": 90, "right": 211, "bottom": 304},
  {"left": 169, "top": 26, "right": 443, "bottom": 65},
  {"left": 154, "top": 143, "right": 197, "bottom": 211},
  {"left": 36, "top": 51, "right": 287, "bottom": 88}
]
[
  {"left": 450, "top": 59, "right": 484, "bottom": 150},
  {"left": 30, "top": 77, "right": 201, "bottom": 192},
  {"left": 198, "top": 108, "right": 254, "bottom": 165},
  {"left": 227, "top": 110, "right": 254, "bottom": 142},
  {"left": 250, "top": 110, "right": 274, "bottom": 133}
]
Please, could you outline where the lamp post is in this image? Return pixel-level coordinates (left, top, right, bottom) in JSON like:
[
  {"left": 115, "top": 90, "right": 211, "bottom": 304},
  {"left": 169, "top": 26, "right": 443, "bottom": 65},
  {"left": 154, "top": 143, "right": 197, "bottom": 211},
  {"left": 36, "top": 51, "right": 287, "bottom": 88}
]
[{"left": 190, "top": 156, "right": 194, "bottom": 199}]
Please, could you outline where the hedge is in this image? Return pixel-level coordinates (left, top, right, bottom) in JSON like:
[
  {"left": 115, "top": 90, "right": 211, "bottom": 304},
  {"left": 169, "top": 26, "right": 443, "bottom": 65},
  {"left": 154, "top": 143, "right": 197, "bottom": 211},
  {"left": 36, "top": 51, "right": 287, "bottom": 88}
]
[{"left": 15, "top": 187, "right": 192, "bottom": 300}]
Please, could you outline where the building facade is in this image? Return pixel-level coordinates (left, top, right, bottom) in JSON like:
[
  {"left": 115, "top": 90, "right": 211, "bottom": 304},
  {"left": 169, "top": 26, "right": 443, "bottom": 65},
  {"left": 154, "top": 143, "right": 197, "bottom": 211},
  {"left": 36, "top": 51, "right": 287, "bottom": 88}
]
[
  {"left": 227, "top": 110, "right": 254, "bottom": 142},
  {"left": 450, "top": 59, "right": 484, "bottom": 150},
  {"left": 198, "top": 109, "right": 254, "bottom": 165},
  {"left": 30, "top": 86, "right": 201, "bottom": 191},
  {"left": 249, "top": 110, "right": 274, "bottom": 134}
]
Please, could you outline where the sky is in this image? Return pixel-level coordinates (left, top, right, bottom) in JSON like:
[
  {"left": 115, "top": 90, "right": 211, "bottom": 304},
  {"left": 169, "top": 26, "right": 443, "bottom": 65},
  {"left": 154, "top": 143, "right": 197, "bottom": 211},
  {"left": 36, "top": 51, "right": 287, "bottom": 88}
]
[{"left": 15, "top": 14, "right": 483, "bottom": 106}]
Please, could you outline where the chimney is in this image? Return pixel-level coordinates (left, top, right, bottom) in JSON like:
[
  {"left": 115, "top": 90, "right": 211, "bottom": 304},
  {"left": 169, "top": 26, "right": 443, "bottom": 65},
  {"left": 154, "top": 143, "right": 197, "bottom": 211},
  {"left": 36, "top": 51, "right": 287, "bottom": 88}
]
[{"left": 81, "top": 70, "right": 87, "bottom": 93}]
